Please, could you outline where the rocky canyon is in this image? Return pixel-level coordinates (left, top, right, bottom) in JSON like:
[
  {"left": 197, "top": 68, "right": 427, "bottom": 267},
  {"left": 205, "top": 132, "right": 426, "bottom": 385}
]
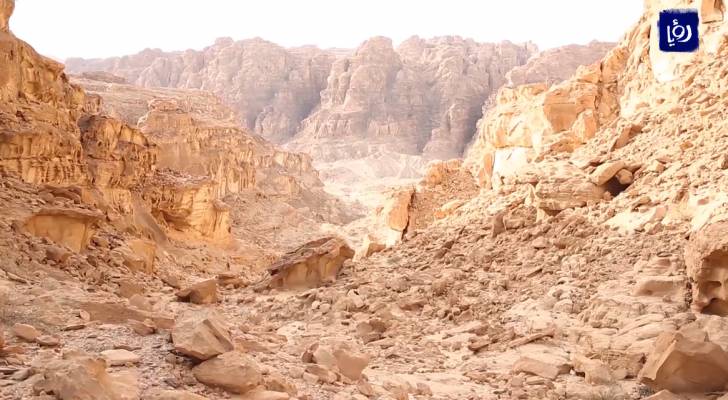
[{"left": 3, "top": 0, "right": 728, "bottom": 399}]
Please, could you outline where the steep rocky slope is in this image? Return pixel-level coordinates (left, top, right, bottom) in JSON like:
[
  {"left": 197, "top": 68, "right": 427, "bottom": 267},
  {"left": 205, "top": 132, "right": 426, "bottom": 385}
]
[
  {"left": 505, "top": 41, "right": 616, "bottom": 87},
  {"left": 72, "top": 74, "right": 354, "bottom": 264},
  {"left": 5, "top": 1, "right": 728, "bottom": 400}
]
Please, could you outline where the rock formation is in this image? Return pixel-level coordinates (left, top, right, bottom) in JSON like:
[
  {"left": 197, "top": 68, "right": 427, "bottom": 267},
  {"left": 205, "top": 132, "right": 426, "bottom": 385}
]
[
  {"left": 66, "top": 37, "right": 539, "bottom": 165},
  {"left": 265, "top": 237, "right": 355, "bottom": 289},
  {"left": 66, "top": 39, "right": 336, "bottom": 144},
  {"left": 289, "top": 36, "right": 536, "bottom": 162},
  {"left": 7, "top": 0, "right": 728, "bottom": 399},
  {"left": 505, "top": 41, "right": 615, "bottom": 86}
]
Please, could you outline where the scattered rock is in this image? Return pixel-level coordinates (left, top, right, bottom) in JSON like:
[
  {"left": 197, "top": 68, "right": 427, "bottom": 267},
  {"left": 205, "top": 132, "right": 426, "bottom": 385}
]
[
  {"left": 172, "top": 309, "right": 234, "bottom": 361},
  {"left": 12, "top": 323, "right": 40, "bottom": 342},
  {"left": 192, "top": 351, "right": 262, "bottom": 394},
  {"left": 35, "top": 351, "right": 139, "bottom": 400},
  {"left": 639, "top": 331, "right": 728, "bottom": 393},
  {"left": 101, "top": 349, "right": 141, "bottom": 366},
  {"left": 176, "top": 279, "right": 219, "bottom": 305},
  {"left": 266, "top": 237, "right": 354, "bottom": 289}
]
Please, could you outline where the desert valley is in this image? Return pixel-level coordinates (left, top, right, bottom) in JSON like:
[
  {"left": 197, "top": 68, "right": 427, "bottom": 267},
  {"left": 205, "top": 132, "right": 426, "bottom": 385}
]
[{"left": 2, "top": 0, "right": 728, "bottom": 399}]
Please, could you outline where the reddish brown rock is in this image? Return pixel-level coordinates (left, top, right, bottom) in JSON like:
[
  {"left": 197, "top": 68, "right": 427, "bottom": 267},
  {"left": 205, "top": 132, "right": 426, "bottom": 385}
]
[
  {"left": 192, "top": 351, "right": 262, "bottom": 394},
  {"left": 639, "top": 332, "right": 728, "bottom": 393},
  {"left": 267, "top": 237, "right": 354, "bottom": 289},
  {"left": 172, "top": 309, "right": 234, "bottom": 361},
  {"left": 176, "top": 279, "right": 219, "bottom": 305}
]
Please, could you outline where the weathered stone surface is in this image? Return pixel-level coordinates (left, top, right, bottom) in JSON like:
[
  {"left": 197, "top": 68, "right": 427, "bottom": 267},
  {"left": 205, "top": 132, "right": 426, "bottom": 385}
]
[
  {"left": 172, "top": 309, "right": 234, "bottom": 361},
  {"left": 290, "top": 36, "right": 535, "bottom": 162},
  {"left": 533, "top": 162, "right": 605, "bottom": 212},
  {"left": 144, "top": 390, "right": 209, "bottom": 400},
  {"left": 35, "top": 351, "right": 139, "bottom": 400},
  {"left": 356, "top": 234, "right": 386, "bottom": 260},
  {"left": 67, "top": 39, "right": 335, "bottom": 144},
  {"left": 639, "top": 332, "right": 728, "bottom": 393},
  {"left": 333, "top": 346, "right": 370, "bottom": 381},
  {"left": 192, "top": 351, "right": 262, "bottom": 394},
  {"left": 465, "top": 42, "right": 628, "bottom": 187},
  {"left": 571, "top": 354, "right": 614, "bottom": 385},
  {"left": 506, "top": 41, "right": 615, "bottom": 86},
  {"left": 686, "top": 221, "right": 728, "bottom": 315},
  {"left": 12, "top": 323, "right": 40, "bottom": 342},
  {"left": 384, "top": 188, "right": 414, "bottom": 232},
  {"left": 24, "top": 208, "right": 103, "bottom": 252},
  {"left": 267, "top": 237, "right": 354, "bottom": 289},
  {"left": 512, "top": 356, "right": 568, "bottom": 380},
  {"left": 101, "top": 349, "right": 141, "bottom": 366},
  {"left": 176, "top": 279, "right": 219, "bottom": 305},
  {"left": 643, "top": 390, "right": 682, "bottom": 400},
  {"left": 590, "top": 160, "right": 627, "bottom": 186}
]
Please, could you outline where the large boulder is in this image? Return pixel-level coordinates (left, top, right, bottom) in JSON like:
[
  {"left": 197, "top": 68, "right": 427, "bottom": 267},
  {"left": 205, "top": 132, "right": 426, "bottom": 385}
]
[
  {"left": 172, "top": 309, "right": 234, "bottom": 361},
  {"left": 192, "top": 351, "right": 262, "bottom": 394},
  {"left": 532, "top": 162, "right": 605, "bottom": 212},
  {"left": 176, "top": 279, "right": 219, "bottom": 304},
  {"left": 639, "top": 331, "right": 728, "bottom": 393},
  {"left": 383, "top": 188, "right": 414, "bottom": 232},
  {"left": 266, "top": 237, "right": 354, "bottom": 289},
  {"left": 685, "top": 221, "right": 728, "bottom": 315},
  {"left": 35, "top": 351, "right": 139, "bottom": 400}
]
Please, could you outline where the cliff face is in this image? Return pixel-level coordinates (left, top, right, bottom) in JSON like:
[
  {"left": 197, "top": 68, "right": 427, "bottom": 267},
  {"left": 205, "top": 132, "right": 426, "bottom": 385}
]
[
  {"left": 289, "top": 36, "right": 536, "bottom": 162},
  {"left": 66, "top": 38, "right": 336, "bottom": 144},
  {"left": 505, "top": 41, "right": 616, "bottom": 87},
  {"left": 0, "top": 0, "right": 352, "bottom": 270},
  {"left": 66, "top": 36, "right": 537, "bottom": 164},
  {"left": 74, "top": 74, "right": 353, "bottom": 256}
]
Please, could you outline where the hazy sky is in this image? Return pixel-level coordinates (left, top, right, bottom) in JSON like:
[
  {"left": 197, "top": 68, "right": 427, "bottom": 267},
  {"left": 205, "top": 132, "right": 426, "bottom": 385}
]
[{"left": 12, "top": 1, "right": 645, "bottom": 60}]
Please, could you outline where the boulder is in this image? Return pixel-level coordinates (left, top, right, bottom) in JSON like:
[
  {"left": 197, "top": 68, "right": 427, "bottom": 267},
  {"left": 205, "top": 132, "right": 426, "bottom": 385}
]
[
  {"left": 639, "top": 331, "right": 728, "bottom": 393},
  {"left": 1, "top": 0, "right": 13, "bottom": 32},
  {"left": 266, "top": 237, "right": 354, "bottom": 289},
  {"left": 143, "top": 390, "right": 209, "bottom": 400},
  {"left": 192, "top": 351, "right": 262, "bottom": 394},
  {"left": 176, "top": 279, "right": 219, "bottom": 304},
  {"left": 305, "top": 342, "right": 370, "bottom": 381},
  {"left": 101, "top": 349, "right": 141, "bottom": 366},
  {"left": 172, "top": 309, "right": 234, "bottom": 361},
  {"left": 685, "top": 221, "right": 728, "bottom": 315},
  {"left": 357, "top": 234, "right": 386, "bottom": 260},
  {"left": 512, "top": 356, "right": 569, "bottom": 380},
  {"left": 383, "top": 188, "right": 414, "bottom": 232},
  {"left": 35, "top": 351, "right": 139, "bottom": 400},
  {"left": 333, "top": 346, "right": 370, "bottom": 381},
  {"left": 533, "top": 162, "right": 605, "bottom": 212},
  {"left": 24, "top": 208, "right": 103, "bottom": 252},
  {"left": 12, "top": 323, "right": 40, "bottom": 341},
  {"left": 571, "top": 354, "right": 614, "bottom": 385},
  {"left": 590, "top": 160, "right": 626, "bottom": 186}
]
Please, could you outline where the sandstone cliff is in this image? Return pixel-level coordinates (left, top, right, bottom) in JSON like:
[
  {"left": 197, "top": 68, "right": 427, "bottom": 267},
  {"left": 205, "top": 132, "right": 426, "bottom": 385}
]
[
  {"left": 8, "top": 1, "right": 728, "bottom": 400},
  {"left": 66, "top": 38, "right": 336, "bottom": 144},
  {"left": 67, "top": 36, "right": 537, "bottom": 163},
  {"left": 288, "top": 36, "right": 536, "bottom": 162},
  {"left": 505, "top": 41, "right": 615, "bottom": 87},
  {"left": 73, "top": 74, "right": 353, "bottom": 260}
]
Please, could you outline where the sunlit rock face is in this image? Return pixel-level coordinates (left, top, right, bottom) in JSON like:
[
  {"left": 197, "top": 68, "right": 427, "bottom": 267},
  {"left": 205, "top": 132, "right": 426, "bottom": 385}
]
[{"left": 686, "top": 221, "right": 728, "bottom": 315}]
